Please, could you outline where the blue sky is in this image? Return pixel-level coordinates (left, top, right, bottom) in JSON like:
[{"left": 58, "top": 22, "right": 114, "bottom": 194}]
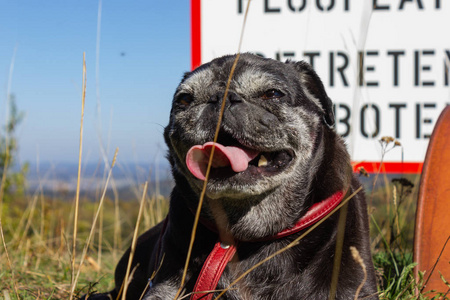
[{"left": 0, "top": 1, "right": 190, "bottom": 165}]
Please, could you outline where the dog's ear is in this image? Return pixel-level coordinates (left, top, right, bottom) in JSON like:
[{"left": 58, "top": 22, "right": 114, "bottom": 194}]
[{"left": 287, "top": 60, "right": 335, "bottom": 128}]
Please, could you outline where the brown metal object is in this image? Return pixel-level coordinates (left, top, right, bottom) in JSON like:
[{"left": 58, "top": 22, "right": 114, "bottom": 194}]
[{"left": 414, "top": 106, "right": 450, "bottom": 295}]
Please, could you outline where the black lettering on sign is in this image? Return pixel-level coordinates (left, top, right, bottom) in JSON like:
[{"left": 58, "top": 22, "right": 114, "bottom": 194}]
[
  {"left": 414, "top": 50, "right": 435, "bottom": 86},
  {"left": 245, "top": 0, "right": 351, "bottom": 13},
  {"left": 334, "top": 103, "right": 351, "bottom": 137},
  {"left": 303, "top": 52, "right": 321, "bottom": 68},
  {"left": 265, "top": 0, "right": 281, "bottom": 13},
  {"left": 415, "top": 104, "right": 420, "bottom": 138},
  {"left": 329, "top": 52, "right": 349, "bottom": 87},
  {"left": 254, "top": 49, "right": 450, "bottom": 87},
  {"left": 367, "top": 51, "right": 379, "bottom": 86},
  {"left": 422, "top": 103, "right": 436, "bottom": 139},
  {"left": 373, "top": 0, "right": 390, "bottom": 10},
  {"left": 358, "top": 51, "right": 379, "bottom": 87},
  {"left": 399, "top": 0, "right": 424, "bottom": 10},
  {"left": 317, "top": 0, "right": 335, "bottom": 11},
  {"left": 239, "top": 0, "right": 440, "bottom": 14},
  {"left": 373, "top": 0, "right": 440, "bottom": 10},
  {"left": 389, "top": 103, "right": 407, "bottom": 138},
  {"left": 360, "top": 104, "right": 380, "bottom": 138},
  {"left": 288, "top": 0, "right": 307, "bottom": 11},
  {"left": 416, "top": 103, "right": 437, "bottom": 139},
  {"left": 387, "top": 50, "right": 405, "bottom": 86}
]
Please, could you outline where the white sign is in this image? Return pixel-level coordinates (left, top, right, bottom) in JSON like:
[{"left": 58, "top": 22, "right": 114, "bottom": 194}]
[{"left": 191, "top": 0, "right": 449, "bottom": 173}]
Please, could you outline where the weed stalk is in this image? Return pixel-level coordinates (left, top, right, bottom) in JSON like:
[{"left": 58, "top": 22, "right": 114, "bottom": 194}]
[
  {"left": 173, "top": 1, "right": 252, "bottom": 299},
  {"left": 121, "top": 181, "right": 148, "bottom": 300},
  {"left": 70, "top": 52, "right": 86, "bottom": 300}
]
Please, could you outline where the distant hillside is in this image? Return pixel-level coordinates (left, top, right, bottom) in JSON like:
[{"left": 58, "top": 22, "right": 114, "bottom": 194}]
[{"left": 25, "top": 161, "right": 174, "bottom": 201}]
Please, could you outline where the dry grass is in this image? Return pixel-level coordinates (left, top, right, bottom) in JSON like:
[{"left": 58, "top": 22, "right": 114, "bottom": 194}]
[
  {"left": 0, "top": 185, "right": 168, "bottom": 299},
  {"left": 0, "top": 141, "right": 446, "bottom": 300},
  {"left": 1, "top": 5, "right": 448, "bottom": 299},
  {"left": 70, "top": 52, "right": 87, "bottom": 300},
  {"left": 121, "top": 181, "right": 148, "bottom": 300}
]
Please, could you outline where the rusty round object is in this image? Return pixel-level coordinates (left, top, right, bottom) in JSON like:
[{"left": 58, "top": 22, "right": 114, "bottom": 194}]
[{"left": 414, "top": 105, "right": 450, "bottom": 295}]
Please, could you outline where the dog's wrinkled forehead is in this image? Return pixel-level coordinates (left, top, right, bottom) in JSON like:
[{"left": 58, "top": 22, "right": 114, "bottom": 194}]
[
  {"left": 234, "top": 68, "right": 288, "bottom": 96},
  {"left": 176, "top": 54, "right": 292, "bottom": 98},
  {"left": 177, "top": 68, "right": 214, "bottom": 95},
  {"left": 173, "top": 53, "right": 334, "bottom": 127}
]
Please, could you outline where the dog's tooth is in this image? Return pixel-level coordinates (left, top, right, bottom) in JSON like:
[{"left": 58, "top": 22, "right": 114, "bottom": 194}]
[{"left": 258, "top": 155, "right": 268, "bottom": 167}]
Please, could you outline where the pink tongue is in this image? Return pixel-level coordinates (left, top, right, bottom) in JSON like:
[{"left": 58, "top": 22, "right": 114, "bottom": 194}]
[{"left": 186, "top": 142, "right": 259, "bottom": 180}]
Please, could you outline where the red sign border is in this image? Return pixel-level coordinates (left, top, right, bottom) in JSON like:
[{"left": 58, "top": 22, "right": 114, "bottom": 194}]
[
  {"left": 190, "top": 0, "right": 422, "bottom": 174},
  {"left": 191, "top": 0, "right": 202, "bottom": 70},
  {"left": 353, "top": 162, "right": 423, "bottom": 174}
]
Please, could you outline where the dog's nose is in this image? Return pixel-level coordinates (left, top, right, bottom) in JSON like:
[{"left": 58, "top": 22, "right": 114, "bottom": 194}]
[{"left": 208, "top": 91, "right": 242, "bottom": 104}]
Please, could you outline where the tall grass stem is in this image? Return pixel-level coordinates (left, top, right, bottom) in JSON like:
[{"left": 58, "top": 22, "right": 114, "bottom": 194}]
[
  {"left": 0, "top": 220, "right": 20, "bottom": 299},
  {"left": 69, "top": 148, "right": 118, "bottom": 297},
  {"left": 122, "top": 181, "right": 148, "bottom": 300},
  {"left": 174, "top": 1, "right": 252, "bottom": 299},
  {"left": 70, "top": 52, "right": 86, "bottom": 300},
  {"left": 329, "top": 202, "right": 349, "bottom": 300}
]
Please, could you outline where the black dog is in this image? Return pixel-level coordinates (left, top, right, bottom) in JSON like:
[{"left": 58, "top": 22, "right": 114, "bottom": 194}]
[{"left": 88, "top": 54, "right": 378, "bottom": 299}]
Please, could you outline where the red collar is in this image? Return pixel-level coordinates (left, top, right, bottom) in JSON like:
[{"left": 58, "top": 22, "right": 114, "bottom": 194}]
[{"left": 190, "top": 190, "right": 345, "bottom": 300}]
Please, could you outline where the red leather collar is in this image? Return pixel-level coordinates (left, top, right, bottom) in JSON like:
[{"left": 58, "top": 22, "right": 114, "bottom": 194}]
[
  {"left": 190, "top": 190, "right": 346, "bottom": 300},
  {"left": 191, "top": 242, "right": 237, "bottom": 300}
]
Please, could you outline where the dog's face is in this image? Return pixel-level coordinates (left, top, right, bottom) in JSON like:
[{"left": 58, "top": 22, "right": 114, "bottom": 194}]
[{"left": 165, "top": 54, "right": 335, "bottom": 202}]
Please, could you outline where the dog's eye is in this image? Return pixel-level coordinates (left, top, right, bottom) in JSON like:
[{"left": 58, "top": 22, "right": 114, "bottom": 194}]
[
  {"left": 176, "top": 93, "right": 194, "bottom": 107},
  {"left": 261, "top": 89, "right": 284, "bottom": 100}
]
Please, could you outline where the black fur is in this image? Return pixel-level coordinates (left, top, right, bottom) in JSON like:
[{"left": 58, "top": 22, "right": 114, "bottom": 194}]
[{"left": 86, "top": 54, "right": 378, "bottom": 300}]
